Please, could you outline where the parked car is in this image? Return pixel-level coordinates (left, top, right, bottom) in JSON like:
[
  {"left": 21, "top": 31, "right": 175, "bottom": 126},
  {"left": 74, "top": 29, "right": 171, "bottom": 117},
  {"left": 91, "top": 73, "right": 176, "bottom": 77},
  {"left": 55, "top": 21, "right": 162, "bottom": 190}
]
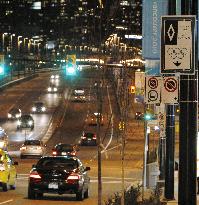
[
  {"left": 28, "top": 156, "right": 90, "bottom": 200},
  {"left": 20, "top": 139, "right": 46, "bottom": 159},
  {"left": 31, "top": 102, "right": 46, "bottom": 113},
  {"left": 0, "top": 128, "right": 8, "bottom": 150},
  {"left": 17, "top": 114, "right": 34, "bottom": 130},
  {"left": 7, "top": 107, "right": 21, "bottom": 120},
  {"left": 87, "top": 112, "right": 104, "bottom": 126},
  {"left": 52, "top": 143, "right": 78, "bottom": 156},
  {"left": 0, "top": 149, "right": 18, "bottom": 191},
  {"left": 80, "top": 132, "right": 97, "bottom": 146}
]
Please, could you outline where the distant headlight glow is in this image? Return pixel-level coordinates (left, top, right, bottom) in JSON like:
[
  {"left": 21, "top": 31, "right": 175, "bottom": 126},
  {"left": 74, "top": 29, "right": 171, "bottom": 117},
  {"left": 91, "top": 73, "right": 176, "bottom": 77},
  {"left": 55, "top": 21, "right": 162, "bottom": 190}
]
[
  {"left": 8, "top": 113, "right": 12, "bottom": 118},
  {"left": 28, "top": 121, "right": 33, "bottom": 126},
  {"left": 42, "top": 107, "right": 46, "bottom": 112},
  {"left": 48, "top": 87, "right": 52, "bottom": 92},
  {"left": 32, "top": 107, "right": 36, "bottom": 112},
  {"left": 17, "top": 121, "right": 21, "bottom": 125},
  {"left": 53, "top": 87, "right": 57, "bottom": 92}
]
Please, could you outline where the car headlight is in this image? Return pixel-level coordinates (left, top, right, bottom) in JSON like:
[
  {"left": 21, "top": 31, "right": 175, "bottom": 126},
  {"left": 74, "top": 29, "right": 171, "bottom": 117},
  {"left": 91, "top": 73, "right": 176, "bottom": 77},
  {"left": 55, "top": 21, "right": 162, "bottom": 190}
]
[
  {"left": 28, "top": 121, "right": 33, "bottom": 125},
  {"left": 55, "top": 75, "right": 59, "bottom": 79},
  {"left": 54, "top": 87, "right": 57, "bottom": 91},
  {"left": 8, "top": 113, "right": 12, "bottom": 118},
  {"left": 42, "top": 107, "right": 46, "bottom": 112},
  {"left": 48, "top": 87, "right": 52, "bottom": 92},
  {"left": 17, "top": 120, "right": 21, "bottom": 125},
  {"left": 83, "top": 96, "right": 85, "bottom": 99},
  {"left": 15, "top": 114, "right": 20, "bottom": 118},
  {"left": 75, "top": 96, "right": 77, "bottom": 99},
  {"left": 32, "top": 107, "right": 36, "bottom": 112},
  {"left": 51, "top": 75, "right": 55, "bottom": 79}
]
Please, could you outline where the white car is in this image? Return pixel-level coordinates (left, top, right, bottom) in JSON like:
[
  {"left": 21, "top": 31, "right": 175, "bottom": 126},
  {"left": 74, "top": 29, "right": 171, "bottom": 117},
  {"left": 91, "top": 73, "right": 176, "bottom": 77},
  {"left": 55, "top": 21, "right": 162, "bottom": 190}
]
[{"left": 20, "top": 140, "right": 46, "bottom": 159}]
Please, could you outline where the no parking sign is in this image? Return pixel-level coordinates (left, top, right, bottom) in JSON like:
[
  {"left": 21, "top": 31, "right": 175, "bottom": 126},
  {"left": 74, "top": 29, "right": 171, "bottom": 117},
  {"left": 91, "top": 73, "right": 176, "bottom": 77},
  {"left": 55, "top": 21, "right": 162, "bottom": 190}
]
[{"left": 161, "top": 76, "right": 179, "bottom": 104}]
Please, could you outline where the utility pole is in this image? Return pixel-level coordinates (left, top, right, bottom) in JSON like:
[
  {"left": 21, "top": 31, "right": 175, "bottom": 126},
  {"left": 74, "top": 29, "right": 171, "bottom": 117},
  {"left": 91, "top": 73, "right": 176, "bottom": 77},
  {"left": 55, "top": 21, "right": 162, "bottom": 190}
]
[
  {"left": 178, "top": 0, "right": 198, "bottom": 205},
  {"left": 95, "top": 73, "right": 103, "bottom": 205},
  {"left": 121, "top": 61, "right": 129, "bottom": 205}
]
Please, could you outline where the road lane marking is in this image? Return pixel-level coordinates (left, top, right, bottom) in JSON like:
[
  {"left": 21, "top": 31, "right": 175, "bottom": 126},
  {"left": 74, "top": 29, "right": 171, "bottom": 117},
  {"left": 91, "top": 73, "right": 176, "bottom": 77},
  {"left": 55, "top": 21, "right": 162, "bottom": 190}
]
[{"left": 0, "top": 200, "right": 13, "bottom": 205}]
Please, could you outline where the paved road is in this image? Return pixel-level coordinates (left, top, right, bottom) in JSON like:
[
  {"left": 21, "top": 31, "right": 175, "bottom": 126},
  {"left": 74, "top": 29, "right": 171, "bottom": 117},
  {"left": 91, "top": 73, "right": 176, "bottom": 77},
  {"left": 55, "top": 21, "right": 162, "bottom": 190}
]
[{"left": 0, "top": 69, "right": 144, "bottom": 204}]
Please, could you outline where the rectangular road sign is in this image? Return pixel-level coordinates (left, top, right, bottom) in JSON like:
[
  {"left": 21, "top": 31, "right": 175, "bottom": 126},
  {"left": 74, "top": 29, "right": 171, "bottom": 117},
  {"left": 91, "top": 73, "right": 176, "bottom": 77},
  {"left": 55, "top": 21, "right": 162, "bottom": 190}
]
[
  {"left": 145, "top": 76, "right": 161, "bottom": 104},
  {"left": 161, "top": 15, "right": 196, "bottom": 74}
]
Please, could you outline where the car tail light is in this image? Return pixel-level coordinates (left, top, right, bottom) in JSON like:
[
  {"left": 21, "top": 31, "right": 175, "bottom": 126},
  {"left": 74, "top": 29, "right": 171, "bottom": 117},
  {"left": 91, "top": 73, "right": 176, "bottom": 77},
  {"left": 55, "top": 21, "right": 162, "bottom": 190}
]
[
  {"left": 67, "top": 174, "right": 80, "bottom": 184},
  {"left": 52, "top": 151, "right": 57, "bottom": 156},
  {"left": 37, "top": 147, "right": 42, "bottom": 150},
  {"left": 20, "top": 146, "right": 27, "bottom": 151},
  {"left": 71, "top": 151, "right": 76, "bottom": 156},
  {"left": 29, "top": 171, "right": 41, "bottom": 180},
  {"left": 81, "top": 136, "right": 86, "bottom": 139},
  {"left": 93, "top": 135, "right": 97, "bottom": 139}
]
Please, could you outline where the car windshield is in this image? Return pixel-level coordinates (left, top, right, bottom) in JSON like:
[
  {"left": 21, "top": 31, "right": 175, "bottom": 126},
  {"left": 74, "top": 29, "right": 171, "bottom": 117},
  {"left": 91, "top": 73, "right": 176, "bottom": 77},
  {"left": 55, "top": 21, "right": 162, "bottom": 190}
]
[
  {"left": 24, "top": 140, "right": 41, "bottom": 146},
  {"left": 9, "top": 108, "right": 19, "bottom": 113},
  {"left": 35, "top": 102, "right": 43, "bottom": 107},
  {"left": 21, "top": 115, "right": 32, "bottom": 120},
  {"left": 84, "top": 133, "right": 94, "bottom": 138},
  {"left": 37, "top": 157, "right": 78, "bottom": 170},
  {"left": 56, "top": 144, "right": 73, "bottom": 152}
]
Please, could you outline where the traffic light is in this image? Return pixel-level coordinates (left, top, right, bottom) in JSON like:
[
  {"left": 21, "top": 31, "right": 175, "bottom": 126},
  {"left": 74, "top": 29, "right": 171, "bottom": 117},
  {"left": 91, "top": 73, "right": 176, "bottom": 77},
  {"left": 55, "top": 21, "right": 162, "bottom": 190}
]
[
  {"left": 0, "top": 55, "right": 5, "bottom": 75},
  {"left": 144, "top": 113, "right": 152, "bottom": 120},
  {"left": 65, "top": 54, "right": 76, "bottom": 75}
]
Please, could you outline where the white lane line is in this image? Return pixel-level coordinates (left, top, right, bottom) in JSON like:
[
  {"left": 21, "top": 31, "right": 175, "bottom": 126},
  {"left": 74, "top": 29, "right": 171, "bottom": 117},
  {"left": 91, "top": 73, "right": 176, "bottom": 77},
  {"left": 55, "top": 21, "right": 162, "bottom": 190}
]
[
  {"left": 0, "top": 200, "right": 13, "bottom": 205},
  {"left": 103, "top": 85, "right": 114, "bottom": 151}
]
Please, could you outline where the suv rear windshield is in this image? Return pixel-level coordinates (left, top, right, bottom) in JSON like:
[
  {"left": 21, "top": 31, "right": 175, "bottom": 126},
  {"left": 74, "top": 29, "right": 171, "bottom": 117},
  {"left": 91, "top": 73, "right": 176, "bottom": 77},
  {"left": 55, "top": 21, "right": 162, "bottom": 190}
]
[{"left": 37, "top": 157, "right": 78, "bottom": 170}]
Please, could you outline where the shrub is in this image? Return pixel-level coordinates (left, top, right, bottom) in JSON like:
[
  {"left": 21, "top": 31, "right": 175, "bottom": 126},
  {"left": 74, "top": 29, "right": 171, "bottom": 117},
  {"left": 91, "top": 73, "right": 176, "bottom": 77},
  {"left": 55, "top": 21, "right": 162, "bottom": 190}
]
[{"left": 104, "top": 185, "right": 166, "bottom": 205}]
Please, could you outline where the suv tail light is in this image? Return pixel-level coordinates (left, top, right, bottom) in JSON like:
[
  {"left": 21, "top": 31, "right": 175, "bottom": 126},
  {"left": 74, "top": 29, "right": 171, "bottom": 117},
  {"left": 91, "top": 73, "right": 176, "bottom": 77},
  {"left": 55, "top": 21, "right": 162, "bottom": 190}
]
[
  {"left": 52, "top": 151, "right": 57, "bottom": 155},
  {"left": 30, "top": 171, "right": 41, "bottom": 180},
  {"left": 71, "top": 151, "right": 76, "bottom": 156},
  {"left": 93, "top": 135, "right": 97, "bottom": 139},
  {"left": 20, "top": 146, "right": 27, "bottom": 151},
  {"left": 67, "top": 174, "right": 80, "bottom": 184}
]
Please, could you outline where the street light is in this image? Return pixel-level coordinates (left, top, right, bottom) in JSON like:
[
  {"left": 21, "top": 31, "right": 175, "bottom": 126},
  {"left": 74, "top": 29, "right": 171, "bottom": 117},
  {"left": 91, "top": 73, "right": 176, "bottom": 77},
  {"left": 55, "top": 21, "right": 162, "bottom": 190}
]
[
  {"left": 17, "top": 36, "right": 22, "bottom": 51},
  {"left": 2, "top": 33, "right": 8, "bottom": 52},
  {"left": 10, "top": 34, "right": 15, "bottom": 51}
]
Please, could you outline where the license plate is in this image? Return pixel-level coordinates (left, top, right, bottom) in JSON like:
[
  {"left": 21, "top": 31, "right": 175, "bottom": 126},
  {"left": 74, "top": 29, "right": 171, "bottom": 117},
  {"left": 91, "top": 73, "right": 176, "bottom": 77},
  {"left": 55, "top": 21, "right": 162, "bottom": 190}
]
[
  {"left": 87, "top": 138, "right": 91, "bottom": 141},
  {"left": 48, "top": 183, "right": 58, "bottom": 189},
  {"left": 61, "top": 152, "right": 66, "bottom": 155}
]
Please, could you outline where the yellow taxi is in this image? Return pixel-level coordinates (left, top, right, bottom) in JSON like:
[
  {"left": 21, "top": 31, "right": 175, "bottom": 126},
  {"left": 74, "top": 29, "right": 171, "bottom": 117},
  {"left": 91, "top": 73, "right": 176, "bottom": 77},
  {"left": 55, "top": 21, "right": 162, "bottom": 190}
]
[{"left": 0, "top": 149, "right": 18, "bottom": 191}]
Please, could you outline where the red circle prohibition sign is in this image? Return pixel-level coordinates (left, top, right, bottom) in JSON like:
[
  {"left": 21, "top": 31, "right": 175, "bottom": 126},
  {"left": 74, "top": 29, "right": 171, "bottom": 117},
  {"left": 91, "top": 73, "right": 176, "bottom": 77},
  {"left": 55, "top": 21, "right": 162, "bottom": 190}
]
[
  {"left": 164, "top": 77, "right": 177, "bottom": 92},
  {"left": 148, "top": 77, "right": 158, "bottom": 89}
]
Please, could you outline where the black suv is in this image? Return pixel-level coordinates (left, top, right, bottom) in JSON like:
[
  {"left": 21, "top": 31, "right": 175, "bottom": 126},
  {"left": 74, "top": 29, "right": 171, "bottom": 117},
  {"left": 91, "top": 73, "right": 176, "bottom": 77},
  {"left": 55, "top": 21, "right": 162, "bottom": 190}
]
[
  {"left": 80, "top": 132, "right": 97, "bottom": 146},
  {"left": 52, "top": 143, "right": 78, "bottom": 156},
  {"left": 17, "top": 114, "right": 34, "bottom": 130},
  {"left": 28, "top": 156, "right": 90, "bottom": 201}
]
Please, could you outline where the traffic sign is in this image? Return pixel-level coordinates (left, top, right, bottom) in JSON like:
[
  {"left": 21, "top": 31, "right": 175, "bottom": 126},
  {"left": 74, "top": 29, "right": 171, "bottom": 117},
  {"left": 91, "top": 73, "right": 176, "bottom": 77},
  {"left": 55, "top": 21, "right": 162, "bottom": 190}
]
[
  {"left": 161, "top": 16, "right": 196, "bottom": 74},
  {"left": 148, "top": 77, "right": 159, "bottom": 89},
  {"left": 145, "top": 76, "right": 161, "bottom": 104},
  {"left": 161, "top": 76, "right": 179, "bottom": 104},
  {"left": 164, "top": 77, "right": 178, "bottom": 92}
]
